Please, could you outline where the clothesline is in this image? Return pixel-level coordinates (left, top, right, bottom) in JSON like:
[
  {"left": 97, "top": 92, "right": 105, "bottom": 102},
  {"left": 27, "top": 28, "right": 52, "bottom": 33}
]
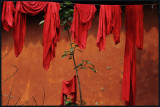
[
  {"left": 58, "top": 2, "right": 158, "bottom": 6},
  {"left": 11, "top": 1, "right": 158, "bottom": 6}
]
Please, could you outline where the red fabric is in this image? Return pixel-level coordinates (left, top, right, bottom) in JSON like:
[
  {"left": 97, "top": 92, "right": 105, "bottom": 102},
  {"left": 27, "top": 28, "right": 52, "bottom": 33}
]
[
  {"left": 2, "top": 1, "right": 60, "bottom": 70},
  {"left": 60, "top": 75, "right": 77, "bottom": 106},
  {"left": 70, "top": 4, "right": 96, "bottom": 49},
  {"left": 122, "top": 5, "right": 143, "bottom": 105},
  {"left": 1, "top": 1, "right": 15, "bottom": 31},
  {"left": 97, "top": 5, "right": 121, "bottom": 51},
  {"left": 43, "top": 2, "right": 60, "bottom": 70}
]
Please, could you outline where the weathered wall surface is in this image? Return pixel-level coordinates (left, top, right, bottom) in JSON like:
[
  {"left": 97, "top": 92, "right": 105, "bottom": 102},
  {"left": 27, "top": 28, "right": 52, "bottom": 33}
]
[{"left": 1, "top": 6, "right": 159, "bottom": 106}]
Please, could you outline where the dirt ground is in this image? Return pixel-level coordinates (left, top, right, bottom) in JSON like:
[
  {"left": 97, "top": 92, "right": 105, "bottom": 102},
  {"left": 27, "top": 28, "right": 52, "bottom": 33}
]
[{"left": 1, "top": 5, "right": 159, "bottom": 105}]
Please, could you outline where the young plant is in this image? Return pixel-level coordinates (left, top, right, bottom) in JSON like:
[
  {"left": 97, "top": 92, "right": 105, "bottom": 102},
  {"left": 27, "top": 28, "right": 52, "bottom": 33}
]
[{"left": 40, "top": 1, "right": 97, "bottom": 106}]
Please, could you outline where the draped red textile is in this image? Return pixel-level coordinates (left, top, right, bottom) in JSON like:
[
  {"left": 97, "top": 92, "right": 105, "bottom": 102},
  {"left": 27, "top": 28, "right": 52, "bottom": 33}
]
[
  {"left": 122, "top": 5, "right": 143, "bottom": 105},
  {"left": 42, "top": 2, "right": 60, "bottom": 70},
  {"left": 1, "top": 1, "right": 15, "bottom": 31},
  {"left": 70, "top": 4, "right": 96, "bottom": 49},
  {"left": 97, "top": 5, "right": 121, "bottom": 51},
  {"left": 60, "top": 75, "right": 77, "bottom": 106},
  {"left": 2, "top": 1, "right": 60, "bottom": 70}
]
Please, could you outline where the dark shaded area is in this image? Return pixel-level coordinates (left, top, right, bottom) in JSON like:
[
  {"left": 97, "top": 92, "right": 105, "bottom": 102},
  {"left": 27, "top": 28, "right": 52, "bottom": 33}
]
[{"left": 136, "top": 49, "right": 158, "bottom": 105}]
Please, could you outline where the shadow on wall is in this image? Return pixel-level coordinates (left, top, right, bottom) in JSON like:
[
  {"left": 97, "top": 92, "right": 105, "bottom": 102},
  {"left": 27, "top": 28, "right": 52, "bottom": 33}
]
[{"left": 135, "top": 48, "right": 159, "bottom": 105}]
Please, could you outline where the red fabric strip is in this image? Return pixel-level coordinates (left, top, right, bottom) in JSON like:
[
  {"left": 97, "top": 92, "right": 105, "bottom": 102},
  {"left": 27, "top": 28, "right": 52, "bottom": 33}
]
[
  {"left": 122, "top": 5, "right": 144, "bottom": 105},
  {"left": 1, "top": 1, "right": 15, "bottom": 31},
  {"left": 43, "top": 2, "right": 60, "bottom": 70},
  {"left": 97, "top": 5, "right": 121, "bottom": 51},
  {"left": 13, "top": 1, "right": 48, "bottom": 57},
  {"left": 70, "top": 4, "right": 96, "bottom": 49}
]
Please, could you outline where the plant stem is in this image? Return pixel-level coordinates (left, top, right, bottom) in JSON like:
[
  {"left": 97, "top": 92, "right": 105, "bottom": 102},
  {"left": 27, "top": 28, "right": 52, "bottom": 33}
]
[
  {"left": 67, "top": 30, "right": 83, "bottom": 106},
  {"left": 2, "top": 64, "right": 18, "bottom": 83},
  {"left": 32, "top": 96, "right": 37, "bottom": 105},
  {"left": 42, "top": 85, "right": 45, "bottom": 106},
  {"left": 15, "top": 94, "right": 22, "bottom": 105},
  {"left": 7, "top": 80, "right": 15, "bottom": 105}
]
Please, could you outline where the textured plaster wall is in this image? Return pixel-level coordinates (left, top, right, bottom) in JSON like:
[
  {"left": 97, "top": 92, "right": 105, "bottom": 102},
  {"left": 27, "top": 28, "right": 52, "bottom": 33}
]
[{"left": 1, "top": 6, "right": 159, "bottom": 105}]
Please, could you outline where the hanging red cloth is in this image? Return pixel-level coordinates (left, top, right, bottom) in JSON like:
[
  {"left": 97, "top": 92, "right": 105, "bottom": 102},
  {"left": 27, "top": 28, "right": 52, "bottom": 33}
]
[
  {"left": 70, "top": 4, "right": 96, "bottom": 49},
  {"left": 60, "top": 75, "right": 77, "bottom": 106},
  {"left": 97, "top": 5, "right": 122, "bottom": 51},
  {"left": 122, "top": 5, "right": 143, "bottom": 105},
  {"left": 42, "top": 2, "right": 60, "bottom": 70},
  {"left": 1, "top": 1, "right": 15, "bottom": 31},
  {"left": 2, "top": 1, "right": 60, "bottom": 70}
]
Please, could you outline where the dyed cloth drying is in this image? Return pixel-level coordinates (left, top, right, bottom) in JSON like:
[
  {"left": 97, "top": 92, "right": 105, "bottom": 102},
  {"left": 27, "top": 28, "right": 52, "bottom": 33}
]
[
  {"left": 2, "top": 1, "right": 60, "bottom": 70},
  {"left": 1, "top": 1, "right": 15, "bottom": 31},
  {"left": 97, "top": 5, "right": 121, "bottom": 50},
  {"left": 70, "top": 4, "right": 96, "bottom": 49},
  {"left": 122, "top": 5, "right": 144, "bottom": 105},
  {"left": 60, "top": 75, "right": 77, "bottom": 106}
]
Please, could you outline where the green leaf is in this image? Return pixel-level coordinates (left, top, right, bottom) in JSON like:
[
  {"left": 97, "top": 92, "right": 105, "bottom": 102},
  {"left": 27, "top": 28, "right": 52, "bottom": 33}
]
[
  {"left": 64, "top": 1, "right": 72, "bottom": 5},
  {"left": 64, "top": 51, "right": 70, "bottom": 54},
  {"left": 62, "top": 5, "right": 66, "bottom": 8},
  {"left": 82, "top": 60, "right": 89, "bottom": 62},
  {"left": 87, "top": 62, "right": 92, "bottom": 64},
  {"left": 70, "top": 47, "right": 74, "bottom": 53},
  {"left": 60, "top": 4, "right": 63, "bottom": 7},
  {"left": 64, "top": 11, "right": 69, "bottom": 15},
  {"left": 87, "top": 62, "right": 94, "bottom": 67},
  {"left": 70, "top": 9, "right": 74, "bottom": 13},
  {"left": 39, "top": 20, "right": 44, "bottom": 25},
  {"left": 61, "top": 19, "right": 68, "bottom": 25},
  {"left": 65, "top": 101, "right": 72, "bottom": 105},
  {"left": 82, "top": 60, "right": 86, "bottom": 62},
  {"left": 62, "top": 54, "right": 66, "bottom": 58},
  {"left": 68, "top": 16, "right": 73, "bottom": 21},
  {"left": 89, "top": 67, "right": 97, "bottom": 73},
  {"left": 74, "top": 63, "right": 83, "bottom": 69},
  {"left": 77, "top": 63, "right": 83, "bottom": 67}
]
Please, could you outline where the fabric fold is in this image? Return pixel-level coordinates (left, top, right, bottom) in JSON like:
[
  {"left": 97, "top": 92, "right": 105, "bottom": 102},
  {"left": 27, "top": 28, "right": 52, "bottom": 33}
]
[
  {"left": 2, "top": 1, "right": 60, "bottom": 70},
  {"left": 43, "top": 2, "right": 60, "bottom": 70},
  {"left": 60, "top": 75, "right": 77, "bottom": 106},
  {"left": 13, "top": 1, "right": 48, "bottom": 57},
  {"left": 70, "top": 4, "right": 96, "bottom": 49},
  {"left": 97, "top": 5, "right": 121, "bottom": 51},
  {"left": 1, "top": 1, "right": 15, "bottom": 31},
  {"left": 122, "top": 5, "right": 144, "bottom": 105}
]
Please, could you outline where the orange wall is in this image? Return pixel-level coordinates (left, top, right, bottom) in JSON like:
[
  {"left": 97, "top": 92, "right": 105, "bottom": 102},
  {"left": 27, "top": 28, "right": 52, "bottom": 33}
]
[{"left": 1, "top": 6, "right": 159, "bottom": 105}]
